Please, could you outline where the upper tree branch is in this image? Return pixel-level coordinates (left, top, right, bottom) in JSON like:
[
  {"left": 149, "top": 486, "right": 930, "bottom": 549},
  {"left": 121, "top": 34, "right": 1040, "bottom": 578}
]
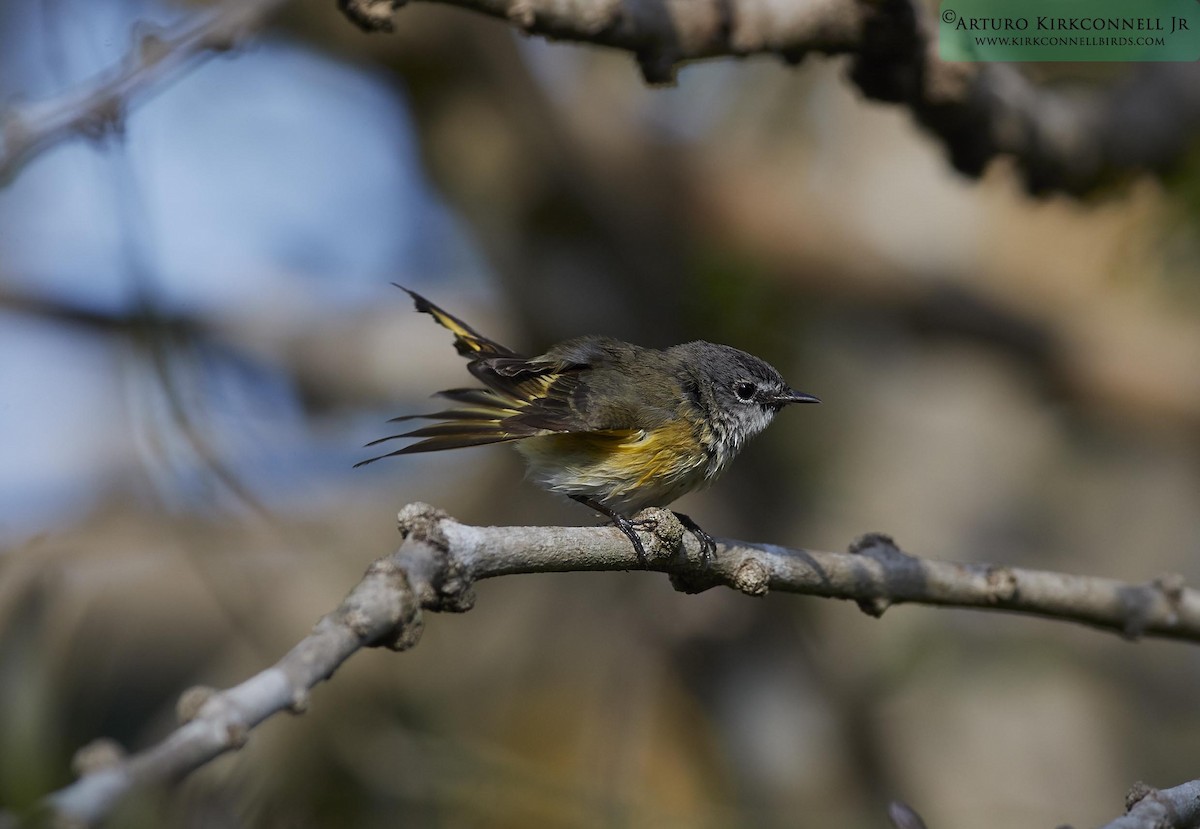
[
  {"left": 5, "top": 0, "right": 1194, "bottom": 194},
  {"left": 23, "top": 503, "right": 1200, "bottom": 825},
  {"left": 0, "top": 0, "right": 289, "bottom": 187},
  {"left": 340, "top": 0, "right": 1200, "bottom": 194}
]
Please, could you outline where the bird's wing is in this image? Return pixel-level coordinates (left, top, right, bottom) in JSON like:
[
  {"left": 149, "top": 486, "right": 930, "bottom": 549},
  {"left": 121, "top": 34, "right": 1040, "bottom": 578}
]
[
  {"left": 490, "top": 337, "right": 667, "bottom": 435},
  {"left": 397, "top": 285, "right": 627, "bottom": 430},
  {"left": 356, "top": 352, "right": 646, "bottom": 467},
  {"left": 355, "top": 300, "right": 658, "bottom": 467},
  {"left": 355, "top": 364, "right": 633, "bottom": 465}
]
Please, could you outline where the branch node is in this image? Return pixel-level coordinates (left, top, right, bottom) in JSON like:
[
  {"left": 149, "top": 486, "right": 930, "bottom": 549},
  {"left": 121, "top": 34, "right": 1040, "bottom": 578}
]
[
  {"left": 636, "top": 507, "right": 685, "bottom": 563},
  {"left": 398, "top": 502, "right": 451, "bottom": 549},
  {"left": 1125, "top": 780, "right": 1158, "bottom": 811},
  {"left": 778, "top": 48, "right": 809, "bottom": 66},
  {"left": 668, "top": 571, "right": 708, "bottom": 593},
  {"left": 1116, "top": 577, "right": 1182, "bottom": 640},
  {"left": 225, "top": 722, "right": 249, "bottom": 749},
  {"left": 579, "top": 0, "right": 624, "bottom": 35},
  {"left": 396, "top": 503, "right": 477, "bottom": 612},
  {"left": 387, "top": 614, "right": 424, "bottom": 651},
  {"left": 635, "top": 49, "right": 678, "bottom": 86},
  {"left": 176, "top": 685, "right": 217, "bottom": 724},
  {"left": 343, "top": 606, "right": 374, "bottom": 638},
  {"left": 857, "top": 595, "right": 892, "bottom": 618},
  {"left": 371, "top": 556, "right": 426, "bottom": 648},
  {"left": 887, "top": 800, "right": 930, "bottom": 829},
  {"left": 71, "top": 739, "right": 126, "bottom": 778},
  {"left": 849, "top": 532, "right": 909, "bottom": 617},
  {"left": 337, "top": 0, "right": 405, "bottom": 32},
  {"left": 506, "top": 0, "right": 536, "bottom": 31},
  {"left": 338, "top": 558, "right": 424, "bottom": 649},
  {"left": 428, "top": 554, "right": 477, "bottom": 613},
  {"left": 654, "top": 510, "right": 727, "bottom": 593},
  {"left": 133, "top": 24, "right": 172, "bottom": 67},
  {"left": 731, "top": 558, "right": 770, "bottom": 596},
  {"left": 985, "top": 565, "right": 1019, "bottom": 603},
  {"left": 288, "top": 689, "right": 310, "bottom": 715},
  {"left": 77, "top": 96, "right": 125, "bottom": 145},
  {"left": 386, "top": 614, "right": 424, "bottom": 647},
  {"left": 849, "top": 531, "right": 898, "bottom": 555}
]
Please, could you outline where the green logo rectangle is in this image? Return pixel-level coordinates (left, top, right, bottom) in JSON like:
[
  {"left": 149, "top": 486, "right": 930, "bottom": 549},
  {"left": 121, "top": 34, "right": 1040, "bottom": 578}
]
[{"left": 939, "top": 0, "right": 1200, "bottom": 60}]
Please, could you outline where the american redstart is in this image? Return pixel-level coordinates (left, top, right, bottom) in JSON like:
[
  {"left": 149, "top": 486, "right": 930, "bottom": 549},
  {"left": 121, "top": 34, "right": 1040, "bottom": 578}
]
[{"left": 356, "top": 285, "right": 820, "bottom": 562}]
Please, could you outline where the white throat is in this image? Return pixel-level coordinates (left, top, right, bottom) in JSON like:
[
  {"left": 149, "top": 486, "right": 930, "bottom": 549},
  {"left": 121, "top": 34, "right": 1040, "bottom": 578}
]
[{"left": 704, "top": 406, "right": 776, "bottom": 479}]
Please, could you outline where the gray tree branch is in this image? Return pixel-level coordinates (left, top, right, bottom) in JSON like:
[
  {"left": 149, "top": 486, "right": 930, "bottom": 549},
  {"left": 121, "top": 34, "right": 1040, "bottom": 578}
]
[
  {"left": 340, "top": 0, "right": 1200, "bottom": 194},
  {"left": 0, "top": 0, "right": 288, "bottom": 187},
  {"left": 20, "top": 503, "right": 1200, "bottom": 825},
  {"left": 1098, "top": 780, "right": 1200, "bottom": 829}
]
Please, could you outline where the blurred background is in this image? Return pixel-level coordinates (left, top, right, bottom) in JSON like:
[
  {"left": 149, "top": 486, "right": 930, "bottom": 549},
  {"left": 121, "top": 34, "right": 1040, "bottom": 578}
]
[{"left": 2, "top": 0, "right": 1200, "bottom": 826}]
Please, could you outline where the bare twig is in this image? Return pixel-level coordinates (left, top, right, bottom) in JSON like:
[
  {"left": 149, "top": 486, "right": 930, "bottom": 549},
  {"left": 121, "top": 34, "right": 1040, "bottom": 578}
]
[
  {"left": 1094, "top": 780, "right": 1200, "bottom": 829},
  {"left": 24, "top": 503, "right": 1200, "bottom": 824},
  {"left": 340, "top": 0, "right": 1200, "bottom": 194},
  {"left": 0, "top": 0, "right": 290, "bottom": 187}
]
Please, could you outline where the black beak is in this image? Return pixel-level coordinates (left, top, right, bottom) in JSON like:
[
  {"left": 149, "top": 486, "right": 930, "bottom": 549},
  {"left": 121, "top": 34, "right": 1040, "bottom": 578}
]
[{"left": 771, "top": 389, "right": 821, "bottom": 406}]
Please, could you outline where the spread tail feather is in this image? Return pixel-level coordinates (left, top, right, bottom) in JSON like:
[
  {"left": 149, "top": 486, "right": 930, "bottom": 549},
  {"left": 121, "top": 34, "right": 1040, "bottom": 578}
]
[
  {"left": 394, "top": 284, "right": 516, "bottom": 358},
  {"left": 353, "top": 433, "right": 516, "bottom": 467},
  {"left": 357, "top": 288, "right": 570, "bottom": 468},
  {"left": 357, "top": 388, "right": 527, "bottom": 468},
  {"left": 356, "top": 402, "right": 522, "bottom": 465}
]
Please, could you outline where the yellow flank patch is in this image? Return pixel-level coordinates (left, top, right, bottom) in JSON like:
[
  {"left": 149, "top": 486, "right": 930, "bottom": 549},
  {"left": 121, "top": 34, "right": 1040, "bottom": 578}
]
[{"left": 516, "top": 418, "right": 707, "bottom": 508}]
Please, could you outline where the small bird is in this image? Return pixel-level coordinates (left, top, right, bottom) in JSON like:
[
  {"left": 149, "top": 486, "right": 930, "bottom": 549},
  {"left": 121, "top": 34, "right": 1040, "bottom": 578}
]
[{"left": 356, "top": 286, "right": 820, "bottom": 562}]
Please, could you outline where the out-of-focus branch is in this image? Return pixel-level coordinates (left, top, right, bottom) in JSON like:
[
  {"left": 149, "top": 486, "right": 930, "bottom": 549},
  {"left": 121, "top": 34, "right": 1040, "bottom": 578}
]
[
  {"left": 25, "top": 503, "right": 1200, "bottom": 825},
  {"left": 1096, "top": 780, "right": 1200, "bottom": 829},
  {"left": 888, "top": 800, "right": 930, "bottom": 829},
  {"left": 888, "top": 781, "right": 1200, "bottom": 829},
  {"left": 341, "top": 0, "right": 867, "bottom": 78},
  {"left": 0, "top": 0, "right": 290, "bottom": 187},
  {"left": 339, "top": 0, "right": 1200, "bottom": 194}
]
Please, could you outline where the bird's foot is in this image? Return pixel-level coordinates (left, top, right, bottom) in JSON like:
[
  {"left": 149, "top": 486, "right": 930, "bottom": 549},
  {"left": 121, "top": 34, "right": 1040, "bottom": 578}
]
[
  {"left": 568, "top": 497, "right": 714, "bottom": 567},
  {"left": 610, "top": 511, "right": 650, "bottom": 566},
  {"left": 671, "top": 512, "right": 717, "bottom": 567},
  {"left": 570, "top": 495, "right": 649, "bottom": 566}
]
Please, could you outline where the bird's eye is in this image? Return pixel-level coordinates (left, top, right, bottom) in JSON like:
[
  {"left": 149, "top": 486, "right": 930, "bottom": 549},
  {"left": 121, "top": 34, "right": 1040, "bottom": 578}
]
[{"left": 734, "top": 381, "right": 756, "bottom": 402}]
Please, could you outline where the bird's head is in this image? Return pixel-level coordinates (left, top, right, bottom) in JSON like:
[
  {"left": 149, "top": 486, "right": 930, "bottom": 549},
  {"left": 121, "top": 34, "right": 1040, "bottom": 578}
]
[{"left": 675, "top": 342, "right": 820, "bottom": 462}]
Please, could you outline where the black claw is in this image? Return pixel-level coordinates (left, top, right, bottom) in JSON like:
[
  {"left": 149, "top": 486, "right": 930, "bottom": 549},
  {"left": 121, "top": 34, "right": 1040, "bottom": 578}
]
[
  {"left": 672, "top": 512, "right": 717, "bottom": 567},
  {"left": 611, "top": 512, "right": 650, "bottom": 565},
  {"left": 571, "top": 495, "right": 649, "bottom": 566}
]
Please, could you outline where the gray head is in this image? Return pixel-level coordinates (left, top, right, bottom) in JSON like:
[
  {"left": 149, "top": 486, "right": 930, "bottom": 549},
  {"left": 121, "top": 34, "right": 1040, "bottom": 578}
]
[{"left": 672, "top": 342, "right": 820, "bottom": 468}]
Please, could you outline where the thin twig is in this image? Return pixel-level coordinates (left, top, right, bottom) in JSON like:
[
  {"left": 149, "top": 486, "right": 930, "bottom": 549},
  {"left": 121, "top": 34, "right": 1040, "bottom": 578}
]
[
  {"left": 22, "top": 503, "right": 1200, "bottom": 825},
  {"left": 0, "top": 0, "right": 290, "bottom": 187}
]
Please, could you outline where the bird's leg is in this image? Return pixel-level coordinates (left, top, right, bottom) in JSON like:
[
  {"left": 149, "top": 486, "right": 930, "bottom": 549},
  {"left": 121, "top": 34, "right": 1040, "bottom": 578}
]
[
  {"left": 570, "top": 495, "right": 648, "bottom": 565},
  {"left": 671, "top": 512, "right": 717, "bottom": 567}
]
